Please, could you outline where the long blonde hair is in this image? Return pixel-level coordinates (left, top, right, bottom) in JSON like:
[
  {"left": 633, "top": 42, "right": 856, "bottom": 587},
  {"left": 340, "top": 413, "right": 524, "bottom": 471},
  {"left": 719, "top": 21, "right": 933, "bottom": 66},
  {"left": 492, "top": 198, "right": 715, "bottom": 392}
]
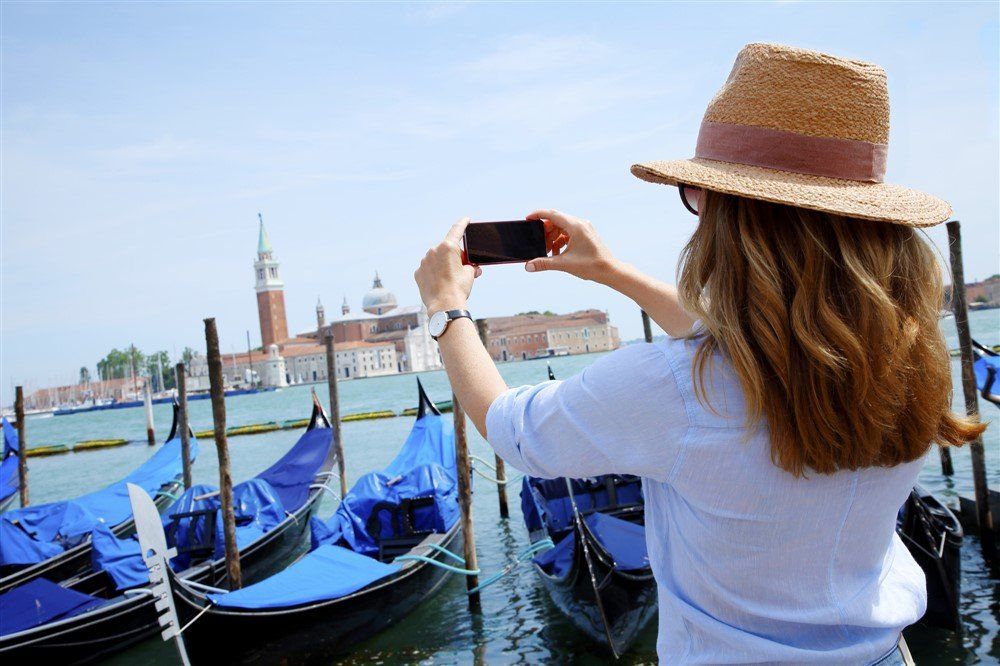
[{"left": 678, "top": 190, "right": 985, "bottom": 476}]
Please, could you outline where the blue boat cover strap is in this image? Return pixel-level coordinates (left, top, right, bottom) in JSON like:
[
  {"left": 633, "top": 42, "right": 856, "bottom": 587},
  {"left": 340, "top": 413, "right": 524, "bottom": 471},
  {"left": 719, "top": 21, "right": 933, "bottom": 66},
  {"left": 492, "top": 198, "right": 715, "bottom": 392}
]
[
  {"left": 1, "top": 418, "right": 19, "bottom": 504},
  {"left": 208, "top": 544, "right": 400, "bottom": 610},
  {"left": 0, "top": 577, "right": 105, "bottom": 637},
  {"left": 0, "top": 437, "right": 197, "bottom": 567}
]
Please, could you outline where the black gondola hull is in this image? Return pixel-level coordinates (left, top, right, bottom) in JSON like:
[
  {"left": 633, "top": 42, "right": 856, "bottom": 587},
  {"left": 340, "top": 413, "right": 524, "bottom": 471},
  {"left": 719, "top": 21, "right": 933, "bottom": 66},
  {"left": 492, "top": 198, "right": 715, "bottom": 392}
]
[
  {"left": 0, "top": 479, "right": 184, "bottom": 593},
  {"left": 533, "top": 522, "right": 657, "bottom": 653},
  {"left": 170, "top": 524, "right": 463, "bottom": 665},
  {"left": 0, "top": 482, "right": 323, "bottom": 664}
]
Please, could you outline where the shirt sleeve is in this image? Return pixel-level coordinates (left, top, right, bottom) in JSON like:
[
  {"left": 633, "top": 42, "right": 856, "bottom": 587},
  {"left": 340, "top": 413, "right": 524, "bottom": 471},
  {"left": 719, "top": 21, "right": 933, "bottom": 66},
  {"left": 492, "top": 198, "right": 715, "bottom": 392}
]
[{"left": 485, "top": 341, "right": 688, "bottom": 482}]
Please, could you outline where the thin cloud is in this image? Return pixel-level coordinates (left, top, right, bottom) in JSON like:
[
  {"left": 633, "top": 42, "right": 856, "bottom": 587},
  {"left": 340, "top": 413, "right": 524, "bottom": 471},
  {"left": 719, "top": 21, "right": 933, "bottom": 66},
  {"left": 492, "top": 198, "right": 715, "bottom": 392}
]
[{"left": 460, "top": 34, "right": 612, "bottom": 77}]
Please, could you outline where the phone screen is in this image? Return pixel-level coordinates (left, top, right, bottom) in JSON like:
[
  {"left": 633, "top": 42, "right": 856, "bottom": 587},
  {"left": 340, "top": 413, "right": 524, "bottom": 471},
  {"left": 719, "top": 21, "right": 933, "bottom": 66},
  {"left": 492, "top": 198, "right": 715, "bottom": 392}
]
[{"left": 464, "top": 220, "right": 546, "bottom": 265}]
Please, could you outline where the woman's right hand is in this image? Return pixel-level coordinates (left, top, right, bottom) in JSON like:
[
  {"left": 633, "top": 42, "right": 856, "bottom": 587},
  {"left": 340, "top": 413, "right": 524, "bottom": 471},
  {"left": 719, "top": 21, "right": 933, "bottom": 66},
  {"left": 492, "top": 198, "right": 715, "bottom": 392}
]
[{"left": 524, "top": 209, "right": 620, "bottom": 284}]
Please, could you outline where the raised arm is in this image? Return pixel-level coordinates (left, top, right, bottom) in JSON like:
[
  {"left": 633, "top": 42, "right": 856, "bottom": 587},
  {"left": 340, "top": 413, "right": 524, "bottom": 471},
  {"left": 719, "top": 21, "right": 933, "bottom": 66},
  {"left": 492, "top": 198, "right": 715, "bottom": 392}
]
[{"left": 523, "top": 209, "right": 696, "bottom": 338}]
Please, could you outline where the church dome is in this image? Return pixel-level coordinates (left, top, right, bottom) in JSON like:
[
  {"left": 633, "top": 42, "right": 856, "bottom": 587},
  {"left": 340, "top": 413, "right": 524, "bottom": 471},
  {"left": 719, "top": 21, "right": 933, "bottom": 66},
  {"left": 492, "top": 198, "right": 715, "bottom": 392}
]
[{"left": 362, "top": 272, "right": 397, "bottom": 315}]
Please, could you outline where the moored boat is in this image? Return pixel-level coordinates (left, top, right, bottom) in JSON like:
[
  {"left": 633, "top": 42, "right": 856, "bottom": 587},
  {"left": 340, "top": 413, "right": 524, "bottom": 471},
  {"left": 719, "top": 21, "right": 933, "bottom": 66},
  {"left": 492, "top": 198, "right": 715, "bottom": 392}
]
[
  {"left": 522, "top": 366, "right": 657, "bottom": 657},
  {"left": 133, "top": 379, "right": 461, "bottom": 665},
  {"left": 0, "top": 404, "right": 195, "bottom": 592},
  {"left": 897, "top": 485, "right": 963, "bottom": 631},
  {"left": 0, "top": 395, "right": 335, "bottom": 663}
]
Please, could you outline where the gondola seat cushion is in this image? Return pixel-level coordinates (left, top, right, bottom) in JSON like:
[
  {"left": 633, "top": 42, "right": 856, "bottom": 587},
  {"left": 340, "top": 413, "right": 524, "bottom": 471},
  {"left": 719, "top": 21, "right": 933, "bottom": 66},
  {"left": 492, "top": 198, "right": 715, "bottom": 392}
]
[
  {"left": 586, "top": 512, "right": 649, "bottom": 571},
  {"left": 207, "top": 544, "right": 399, "bottom": 609},
  {"left": 0, "top": 578, "right": 105, "bottom": 636}
]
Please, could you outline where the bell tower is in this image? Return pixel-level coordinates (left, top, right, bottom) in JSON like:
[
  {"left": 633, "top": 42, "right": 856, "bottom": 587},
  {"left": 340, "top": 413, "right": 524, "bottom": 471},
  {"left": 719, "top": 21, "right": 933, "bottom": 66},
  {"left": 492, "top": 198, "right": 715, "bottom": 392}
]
[
  {"left": 254, "top": 213, "right": 289, "bottom": 348},
  {"left": 316, "top": 297, "right": 326, "bottom": 331}
]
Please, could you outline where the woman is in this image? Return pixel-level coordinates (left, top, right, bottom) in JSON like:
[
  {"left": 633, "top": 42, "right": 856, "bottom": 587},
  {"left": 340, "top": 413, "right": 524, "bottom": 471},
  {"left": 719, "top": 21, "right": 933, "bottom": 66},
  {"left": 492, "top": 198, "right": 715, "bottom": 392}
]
[{"left": 414, "top": 43, "right": 984, "bottom": 664}]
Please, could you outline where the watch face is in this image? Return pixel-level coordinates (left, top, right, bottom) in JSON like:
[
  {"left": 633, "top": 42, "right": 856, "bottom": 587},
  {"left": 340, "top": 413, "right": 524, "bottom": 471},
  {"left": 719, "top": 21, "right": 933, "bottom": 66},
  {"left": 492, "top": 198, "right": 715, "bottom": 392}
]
[{"left": 429, "top": 311, "right": 448, "bottom": 338}]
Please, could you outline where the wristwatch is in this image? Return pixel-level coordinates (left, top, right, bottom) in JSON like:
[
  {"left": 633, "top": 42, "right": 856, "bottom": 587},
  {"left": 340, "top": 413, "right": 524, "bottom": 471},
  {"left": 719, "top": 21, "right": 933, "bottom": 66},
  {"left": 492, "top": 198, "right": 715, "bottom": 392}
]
[{"left": 429, "top": 309, "right": 472, "bottom": 340}]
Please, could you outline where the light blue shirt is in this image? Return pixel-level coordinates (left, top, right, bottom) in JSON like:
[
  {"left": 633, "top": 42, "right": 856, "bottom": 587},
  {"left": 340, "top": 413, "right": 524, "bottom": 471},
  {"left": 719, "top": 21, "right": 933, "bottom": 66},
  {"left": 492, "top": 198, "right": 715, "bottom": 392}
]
[{"left": 486, "top": 337, "right": 925, "bottom": 664}]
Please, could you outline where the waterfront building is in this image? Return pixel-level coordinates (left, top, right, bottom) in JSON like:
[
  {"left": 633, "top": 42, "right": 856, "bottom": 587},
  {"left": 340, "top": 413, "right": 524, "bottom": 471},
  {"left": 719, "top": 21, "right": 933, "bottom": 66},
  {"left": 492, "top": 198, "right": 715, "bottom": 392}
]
[
  {"left": 481, "top": 310, "right": 620, "bottom": 361},
  {"left": 302, "top": 274, "right": 444, "bottom": 374}
]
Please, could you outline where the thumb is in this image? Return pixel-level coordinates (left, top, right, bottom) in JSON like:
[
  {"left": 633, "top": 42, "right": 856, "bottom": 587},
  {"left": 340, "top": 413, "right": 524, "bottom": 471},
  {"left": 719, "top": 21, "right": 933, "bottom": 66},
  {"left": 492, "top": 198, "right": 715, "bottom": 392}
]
[{"left": 525, "top": 256, "right": 562, "bottom": 273}]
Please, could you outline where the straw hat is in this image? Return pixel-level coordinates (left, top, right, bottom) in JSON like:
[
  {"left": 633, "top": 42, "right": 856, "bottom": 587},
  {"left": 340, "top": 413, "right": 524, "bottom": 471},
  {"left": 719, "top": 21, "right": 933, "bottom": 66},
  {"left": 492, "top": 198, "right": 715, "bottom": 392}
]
[{"left": 631, "top": 43, "right": 951, "bottom": 227}]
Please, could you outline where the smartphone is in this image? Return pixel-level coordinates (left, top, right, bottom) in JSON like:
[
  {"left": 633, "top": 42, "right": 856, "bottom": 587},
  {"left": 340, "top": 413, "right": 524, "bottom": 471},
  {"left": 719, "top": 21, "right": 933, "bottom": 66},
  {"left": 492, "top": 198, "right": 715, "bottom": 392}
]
[{"left": 463, "top": 220, "right": 546, "bottom": 265}]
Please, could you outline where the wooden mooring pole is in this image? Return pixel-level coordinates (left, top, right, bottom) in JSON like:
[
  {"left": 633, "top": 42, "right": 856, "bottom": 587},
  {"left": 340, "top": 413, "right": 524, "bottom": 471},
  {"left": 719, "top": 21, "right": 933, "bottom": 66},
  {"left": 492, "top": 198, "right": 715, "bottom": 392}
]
[
  {"left": 324, "top": 331, "right": 348, "bottom": 497},
  {"left": 476, "top": 318, "right": 509, "bottom": 519},
  {"left": 175, "top": 362, "right": 193, "bottom": 489},
  {"left": 641, "top": 310, "right": 654, "bottom": 344},
  {"left": 204, "top": 318, "right": 242, "bottom": 590},
  {"left": 453, "top": 394, "right": 481, "bottom": 610},
  {"left": 143, "top": 380, "right": 156, "bottom": 446},
  {"left": 14, "top": 386, "right": 28, "bottom": 507},
  {"left": 946, "top": 221, "right": 996, "bottom": 565}
]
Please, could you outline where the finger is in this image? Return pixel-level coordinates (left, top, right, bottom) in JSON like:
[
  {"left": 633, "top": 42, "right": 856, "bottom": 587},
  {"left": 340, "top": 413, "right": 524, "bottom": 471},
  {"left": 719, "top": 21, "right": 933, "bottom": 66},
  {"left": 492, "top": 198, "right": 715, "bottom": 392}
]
[
  {"left": 445, "top": 216, "right": 472, "bottom": 244},
  {"left": 526, "top": 209, "right": 585, "bottom": 233},
  {"left": 525, "top": 255, "right": 565, "bottom": 273}
]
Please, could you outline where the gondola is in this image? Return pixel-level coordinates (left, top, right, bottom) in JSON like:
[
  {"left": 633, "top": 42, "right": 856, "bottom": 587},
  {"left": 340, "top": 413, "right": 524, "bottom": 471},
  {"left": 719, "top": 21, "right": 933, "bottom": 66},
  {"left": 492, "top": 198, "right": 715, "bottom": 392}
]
[
  {"left": 523, "top": 366, "right": 657, "bottom": 657},
  {"left": 0, "top": 418, "right": 20, "bottom": 513},
  {"left": 131, "top": 379, "right": 461, "bottom": 665},
  {"left": 897, "top": 485, "right": 964, "bottom": 631},
  {"left": 972, "top": 338, "right": 1000, "bottom": 407},
  {"left": 0, "top": 395, "right": 335, "bottom": 663},
  {"left": 0, "top": 403, "right": 195, "bottom": 592}
]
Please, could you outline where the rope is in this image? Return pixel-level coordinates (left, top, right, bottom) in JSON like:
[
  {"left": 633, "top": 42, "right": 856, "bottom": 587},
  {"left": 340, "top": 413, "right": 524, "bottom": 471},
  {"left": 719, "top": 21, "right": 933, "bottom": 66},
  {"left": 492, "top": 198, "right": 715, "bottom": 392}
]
[
  {"left": 424, "top": 542, "right": 467, "bottom": 564},
  {"left": 176, "top": 600, "right": 214, "bottom": 636},
  {"left": 472, "top": 466, "right": 508, "bottom": 485},
  {"left": 469, "top": 454, "right": 498, "bottom": 471},
  {"left": 158, "top": 490, "right": 180, "bottom": 501},
  {"left": 394, "top": 554, "right": 481, "bottom": 575},
  {"left": 466, "top": 538, "right": 555, "bottom": 595}
]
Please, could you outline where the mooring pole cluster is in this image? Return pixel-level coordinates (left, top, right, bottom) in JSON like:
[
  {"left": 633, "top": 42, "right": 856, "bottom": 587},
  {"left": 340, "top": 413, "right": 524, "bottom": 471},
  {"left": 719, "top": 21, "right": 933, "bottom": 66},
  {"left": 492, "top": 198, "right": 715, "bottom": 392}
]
[
  {"left": 175, "top": 362, "right": 193, "bottom": 489},
  {"left": 14, "top": 386, "right": 28, "bottom": 507},
  {"left": 476, "top": 318, "right": 509, "bottom": 519},
  {"left": 324, "top": 330, "right": 348, "bottom": 497},
  {"left": 204, "top": 317, "right": 243, "bottom": 590},
  {"left": 946, "top": 221, "right": 996, "bottom": 568}
]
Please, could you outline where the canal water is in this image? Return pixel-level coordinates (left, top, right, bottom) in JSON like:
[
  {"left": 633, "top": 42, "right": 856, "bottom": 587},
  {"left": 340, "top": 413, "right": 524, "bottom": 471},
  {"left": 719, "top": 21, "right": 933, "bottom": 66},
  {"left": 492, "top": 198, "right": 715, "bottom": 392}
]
[{"left": 13, "top": 309, "right": 999, "bottom": 664}]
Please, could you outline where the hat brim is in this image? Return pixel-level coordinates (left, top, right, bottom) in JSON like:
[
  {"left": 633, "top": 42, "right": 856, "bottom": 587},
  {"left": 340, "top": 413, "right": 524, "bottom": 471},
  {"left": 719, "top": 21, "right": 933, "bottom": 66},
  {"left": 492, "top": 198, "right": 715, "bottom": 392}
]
[{"left": 631, "top": 158, "right": 951, "bottom": 227}]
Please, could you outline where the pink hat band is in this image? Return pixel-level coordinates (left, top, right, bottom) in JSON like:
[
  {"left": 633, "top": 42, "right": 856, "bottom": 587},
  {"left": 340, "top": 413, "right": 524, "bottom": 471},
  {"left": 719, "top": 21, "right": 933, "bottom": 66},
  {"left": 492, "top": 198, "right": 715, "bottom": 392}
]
[{"left": 695, "top": 120, "right": 888, "bottom": 183}]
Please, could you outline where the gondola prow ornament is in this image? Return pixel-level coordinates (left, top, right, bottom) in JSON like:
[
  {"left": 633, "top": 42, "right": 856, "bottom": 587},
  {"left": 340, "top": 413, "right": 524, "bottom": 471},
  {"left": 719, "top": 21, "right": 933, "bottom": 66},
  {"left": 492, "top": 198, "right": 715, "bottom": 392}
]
[{"left": 126, "top": 482, "right": 192, "bottom": 666}]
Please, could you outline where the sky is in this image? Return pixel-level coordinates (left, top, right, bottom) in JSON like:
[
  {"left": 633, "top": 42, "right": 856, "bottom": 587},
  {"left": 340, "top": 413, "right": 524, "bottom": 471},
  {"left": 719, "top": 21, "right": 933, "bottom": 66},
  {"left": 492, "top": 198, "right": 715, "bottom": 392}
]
[{"left": 2, "top": 1, "right": 998, "bottom": 407}]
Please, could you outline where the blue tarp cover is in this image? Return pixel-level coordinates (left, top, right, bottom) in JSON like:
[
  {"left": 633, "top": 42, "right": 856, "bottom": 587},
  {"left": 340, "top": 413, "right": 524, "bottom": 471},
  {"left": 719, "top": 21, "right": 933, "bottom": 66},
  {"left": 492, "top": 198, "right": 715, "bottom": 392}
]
[
  {"left": 0, "top": 577, "right": 105, "bottom": 637},
  {"left": 205, "top": 409, "right": 457, "bottom": 610},
  {"left": 533, "top": 513, "right": 649, "bottom": 578},
  {"left": 521, "top": 476, "right": 643, "bottom": 534},
  {"left": 91, "top": 422, "right": 330, "bottom": 589},
  {"left": 92, "top": 479, "right": 287, "bottom": 590},
  {"left": 208, "top": 544, "right": 399, "bottom": 609},
  {"left": 974, "top": 354, "right": 1000, "bottom": 393},
  {"left": 315, "top": 412, "right": 458, "bottom": 556},
  {"left": 0, "top": 437, "right": 196, "bottom": 567},
  {"left": 1, "top": 418, "right": 19, "bottom": 504}
]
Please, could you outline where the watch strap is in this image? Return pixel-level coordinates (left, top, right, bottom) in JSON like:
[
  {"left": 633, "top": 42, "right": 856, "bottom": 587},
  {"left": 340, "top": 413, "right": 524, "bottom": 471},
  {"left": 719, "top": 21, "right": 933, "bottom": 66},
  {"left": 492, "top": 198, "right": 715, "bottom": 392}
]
[{"left": 432, "top": 309, "right": 472, "bottom": 340}]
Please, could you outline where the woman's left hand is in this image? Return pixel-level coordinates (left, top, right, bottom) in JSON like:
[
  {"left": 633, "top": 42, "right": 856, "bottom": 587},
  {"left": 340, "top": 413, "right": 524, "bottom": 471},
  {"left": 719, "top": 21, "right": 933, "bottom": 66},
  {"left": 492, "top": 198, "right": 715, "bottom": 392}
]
[{"left": 414, "top": 217, "right": 481, "bottom": 314}]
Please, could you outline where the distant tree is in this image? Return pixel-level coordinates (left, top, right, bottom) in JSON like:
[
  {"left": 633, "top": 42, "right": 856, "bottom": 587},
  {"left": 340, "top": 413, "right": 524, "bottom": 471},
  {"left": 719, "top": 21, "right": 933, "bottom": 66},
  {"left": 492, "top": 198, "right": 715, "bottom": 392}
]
[{"left": 79, "top": 367, "right": 91, "bottom": 385}]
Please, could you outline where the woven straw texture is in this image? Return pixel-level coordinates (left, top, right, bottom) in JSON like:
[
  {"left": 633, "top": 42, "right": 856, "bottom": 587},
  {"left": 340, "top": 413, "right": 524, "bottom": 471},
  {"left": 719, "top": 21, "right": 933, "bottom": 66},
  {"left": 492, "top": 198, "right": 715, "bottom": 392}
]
[{"left": 632, "top": 43, "right": 951, "bottom": 226}]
